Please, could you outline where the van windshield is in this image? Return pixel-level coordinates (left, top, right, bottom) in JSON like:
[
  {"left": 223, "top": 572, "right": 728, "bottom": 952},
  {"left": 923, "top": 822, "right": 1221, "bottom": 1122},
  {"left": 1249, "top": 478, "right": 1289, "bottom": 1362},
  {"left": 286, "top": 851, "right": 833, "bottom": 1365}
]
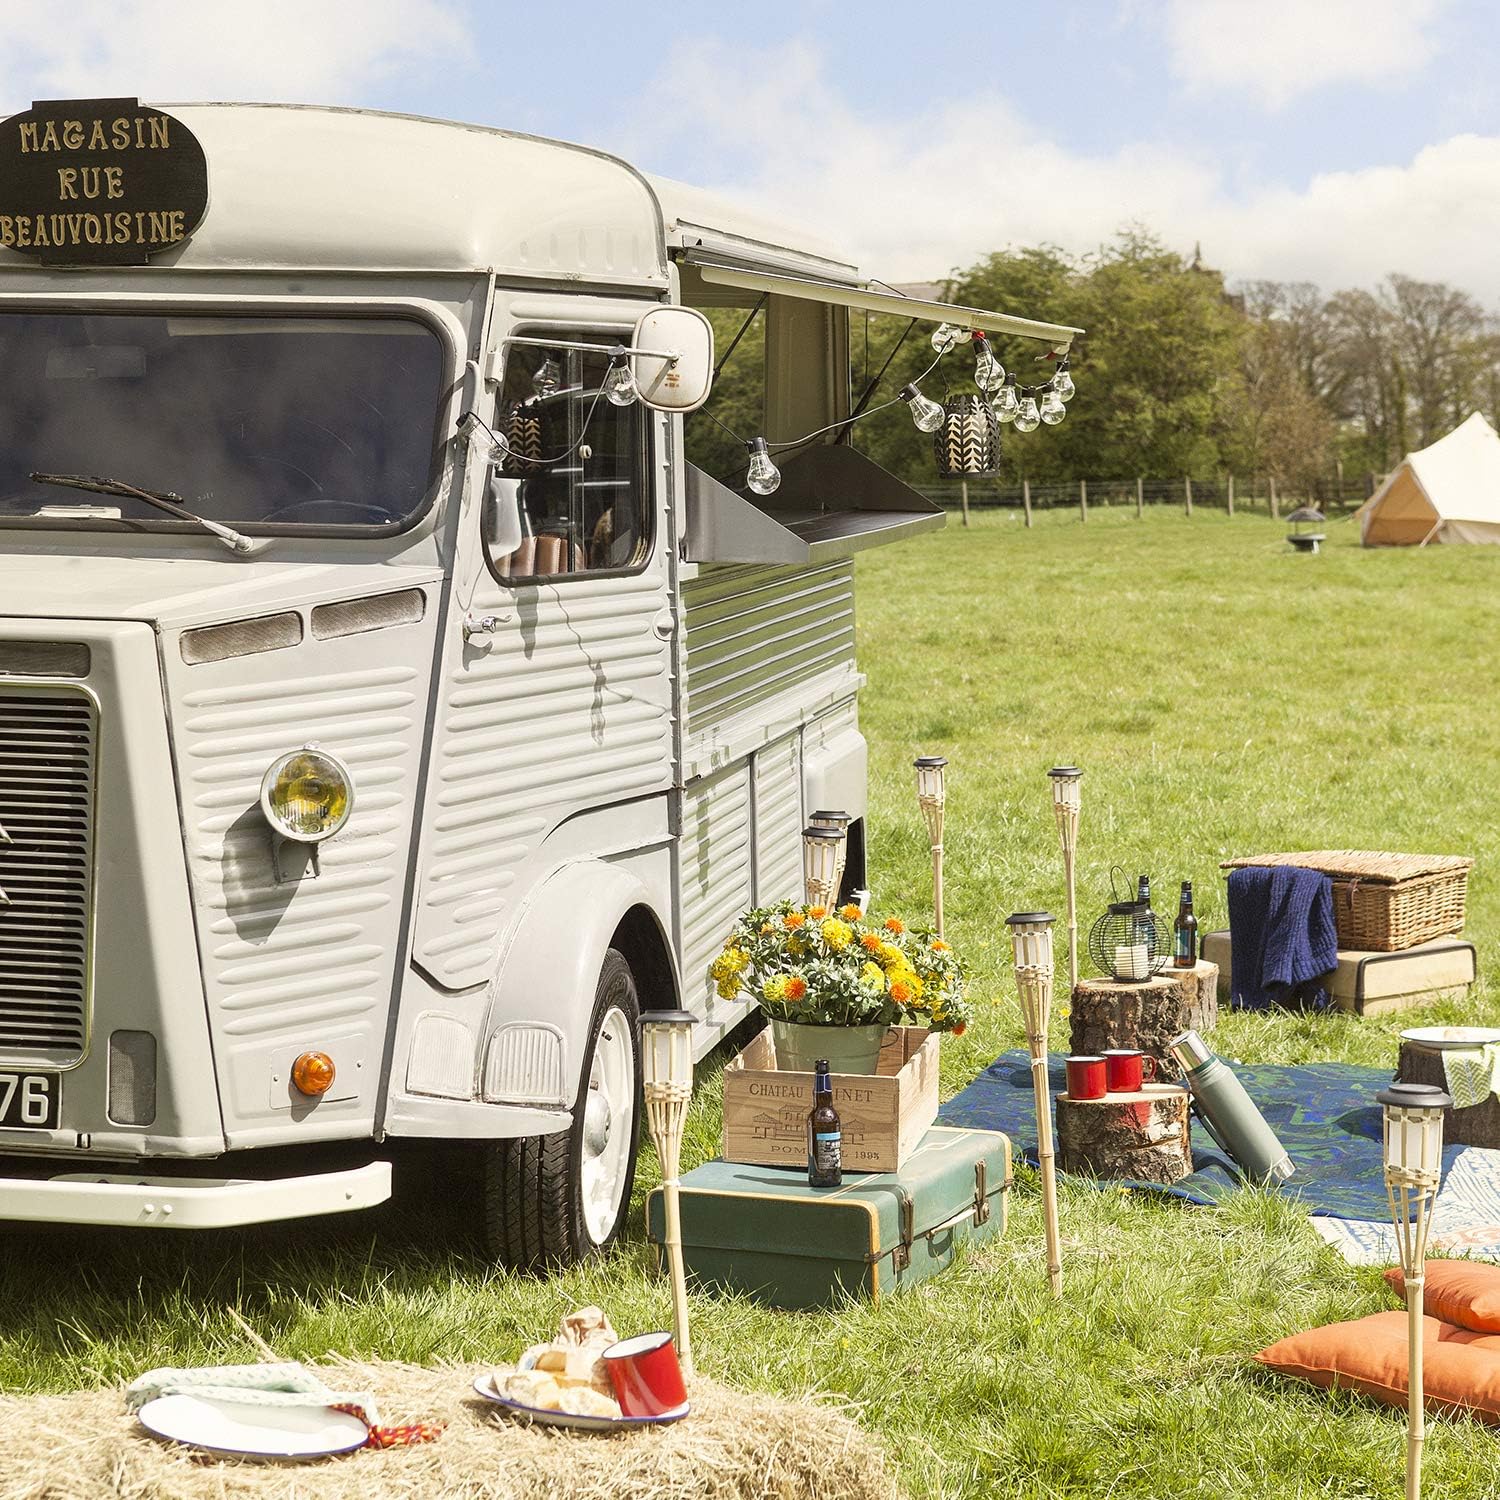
[{"left": 0, "top": 310, "right": 446, "bottom": 532}]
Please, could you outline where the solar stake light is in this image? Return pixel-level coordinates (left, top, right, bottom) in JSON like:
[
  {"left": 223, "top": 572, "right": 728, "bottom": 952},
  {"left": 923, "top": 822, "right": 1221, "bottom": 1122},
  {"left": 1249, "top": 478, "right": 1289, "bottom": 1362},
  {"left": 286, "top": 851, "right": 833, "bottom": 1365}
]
[
  {"left": 809, "top": 809, "right": 853, "bottom": 904},
  {"left": 641, "top": 1007, "right": 698, "bottom": 1379},
  {"left": 801, "top": 824, "right": 843, "bottom": 908},
  {"left": 1007, "top": 910, "right": 1063, "bottom": 1298},
  {"left": 1048, "top": 766, "right": 1083, "bottom": 992},
  {"left": 1379, "top": 1082, "right": 1452, "bottom": 1500},
  {"left": 914, "top": 755, "right": 948, "bottom": 937}
]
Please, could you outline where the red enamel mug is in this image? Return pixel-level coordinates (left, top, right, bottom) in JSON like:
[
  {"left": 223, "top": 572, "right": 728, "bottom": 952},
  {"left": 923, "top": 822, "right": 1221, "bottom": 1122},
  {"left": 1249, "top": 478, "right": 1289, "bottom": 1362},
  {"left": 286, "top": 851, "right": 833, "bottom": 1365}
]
[
  {"left": 1065, "top": 1055, "right": 1107, "bottom": 1100},
  {"left": 1104, "top": 1049, "right": 1157, "bottom": 1093},
  {"left": 602, "top": 1331, "right": 688, "bottom": 1417}
]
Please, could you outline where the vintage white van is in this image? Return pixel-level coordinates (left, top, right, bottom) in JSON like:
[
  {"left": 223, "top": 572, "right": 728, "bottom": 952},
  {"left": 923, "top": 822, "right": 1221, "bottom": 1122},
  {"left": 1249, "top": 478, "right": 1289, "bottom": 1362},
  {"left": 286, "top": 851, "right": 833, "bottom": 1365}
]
[{"left": 0, "top": 100, "right": 1078, "bottom": 1265}]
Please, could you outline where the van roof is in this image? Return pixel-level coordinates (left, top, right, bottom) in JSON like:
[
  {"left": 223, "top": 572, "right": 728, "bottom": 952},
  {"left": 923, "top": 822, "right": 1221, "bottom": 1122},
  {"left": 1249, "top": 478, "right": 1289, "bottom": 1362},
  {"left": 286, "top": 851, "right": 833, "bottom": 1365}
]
[{"left": 0, "top": 102, "right": 849, "bottom": 286}]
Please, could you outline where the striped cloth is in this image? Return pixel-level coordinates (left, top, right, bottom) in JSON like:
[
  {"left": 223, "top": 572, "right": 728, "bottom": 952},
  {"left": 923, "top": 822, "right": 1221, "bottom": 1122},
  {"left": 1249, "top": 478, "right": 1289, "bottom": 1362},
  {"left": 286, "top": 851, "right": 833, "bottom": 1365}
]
[{"left": 1442, "top": 1045, "right": 1500, "bottom": 1110}]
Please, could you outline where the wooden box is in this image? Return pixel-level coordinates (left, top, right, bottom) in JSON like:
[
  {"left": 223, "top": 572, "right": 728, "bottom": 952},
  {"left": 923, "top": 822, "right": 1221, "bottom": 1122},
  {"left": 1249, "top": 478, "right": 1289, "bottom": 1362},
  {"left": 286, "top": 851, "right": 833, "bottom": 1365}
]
[
  {"left": 1202, "top": 929, "right": 1475, "bottom": 1016},
  {"left": 648, "top": 1126, "right": 1010, "bottom": 1309},
  {"left": 721, "top": 1026, "right": 940, "bottom": 1173}
]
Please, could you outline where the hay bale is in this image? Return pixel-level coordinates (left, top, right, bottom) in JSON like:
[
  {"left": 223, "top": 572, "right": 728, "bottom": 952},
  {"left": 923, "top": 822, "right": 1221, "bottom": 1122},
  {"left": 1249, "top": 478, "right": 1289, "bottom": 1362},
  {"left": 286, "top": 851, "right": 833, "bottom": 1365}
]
[{"left": 0, "top": 1359, "right": 898, "bottom": 1500}]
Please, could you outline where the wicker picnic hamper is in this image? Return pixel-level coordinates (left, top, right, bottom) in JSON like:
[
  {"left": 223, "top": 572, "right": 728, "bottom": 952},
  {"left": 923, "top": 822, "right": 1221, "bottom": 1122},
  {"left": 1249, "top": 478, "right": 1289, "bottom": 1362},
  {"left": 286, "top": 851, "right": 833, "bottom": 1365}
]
[{"left": 1220, "top": 851, "right": 1473, "bottom": 952}]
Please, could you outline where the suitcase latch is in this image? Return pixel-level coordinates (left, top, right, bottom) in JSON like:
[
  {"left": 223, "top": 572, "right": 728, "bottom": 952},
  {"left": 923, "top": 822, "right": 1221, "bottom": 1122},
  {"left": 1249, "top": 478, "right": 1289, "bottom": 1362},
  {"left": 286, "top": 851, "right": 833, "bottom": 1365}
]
[
  {"left": 973, "top": 1161, "right": 990, "bottom": 1226},
  {"left": 893, "top": 1191, "right": 914, "bottom": 1271}
]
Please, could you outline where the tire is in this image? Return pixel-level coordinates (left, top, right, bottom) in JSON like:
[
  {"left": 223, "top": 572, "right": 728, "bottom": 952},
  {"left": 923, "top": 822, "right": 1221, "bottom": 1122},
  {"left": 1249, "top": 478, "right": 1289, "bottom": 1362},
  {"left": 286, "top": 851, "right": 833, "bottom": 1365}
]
[{"left": 484, "top": 948, "right": 642, "bottom": 1269}]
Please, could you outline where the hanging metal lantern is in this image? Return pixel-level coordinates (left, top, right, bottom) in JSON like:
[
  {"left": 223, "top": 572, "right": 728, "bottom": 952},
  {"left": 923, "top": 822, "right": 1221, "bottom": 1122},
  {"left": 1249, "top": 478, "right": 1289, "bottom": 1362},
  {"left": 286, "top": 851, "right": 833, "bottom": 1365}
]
[
  {"left": 933, "top": 394, "right": 1001, "bottom": 477},
  {"left": 499, "top": 400, "right": 547, "bottom": 475},
  {"left": 1087, "top": 868, "right": 1170, "bottom": 982}
]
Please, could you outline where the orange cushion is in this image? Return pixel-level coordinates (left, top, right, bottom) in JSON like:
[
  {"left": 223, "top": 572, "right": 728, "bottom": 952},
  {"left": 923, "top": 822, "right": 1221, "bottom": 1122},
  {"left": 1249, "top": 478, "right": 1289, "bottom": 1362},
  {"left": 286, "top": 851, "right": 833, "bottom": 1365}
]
[
  {"left": 1385, "top": 1261, "right": 1500, "bottom": 1333},
  {"left": 1255, "top": 1310, "right": 1500, "bottom": 1423}
]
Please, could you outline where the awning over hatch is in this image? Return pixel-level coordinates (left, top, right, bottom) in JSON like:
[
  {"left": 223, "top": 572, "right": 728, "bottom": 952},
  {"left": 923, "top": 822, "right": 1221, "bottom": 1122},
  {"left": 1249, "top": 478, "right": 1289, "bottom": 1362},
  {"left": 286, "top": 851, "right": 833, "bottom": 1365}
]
[{"left": 681, "top": 248, "right": 1083, "bottom": 352}]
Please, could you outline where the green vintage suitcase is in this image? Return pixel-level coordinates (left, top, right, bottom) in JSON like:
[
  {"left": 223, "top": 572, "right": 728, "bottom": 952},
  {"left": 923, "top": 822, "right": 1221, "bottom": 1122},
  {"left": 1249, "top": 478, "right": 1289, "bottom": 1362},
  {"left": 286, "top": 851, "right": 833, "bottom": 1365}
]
[{"left": 646, "top": 1125, "right": 1010, "bottom": 1310}]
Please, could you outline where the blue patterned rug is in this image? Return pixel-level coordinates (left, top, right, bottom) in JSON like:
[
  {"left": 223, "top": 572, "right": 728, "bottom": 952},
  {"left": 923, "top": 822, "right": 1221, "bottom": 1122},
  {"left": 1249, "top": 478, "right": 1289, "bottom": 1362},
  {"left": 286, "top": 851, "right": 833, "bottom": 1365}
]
[{"left": 939, "top": 1050, "right": 1408, "bottom": 1220}]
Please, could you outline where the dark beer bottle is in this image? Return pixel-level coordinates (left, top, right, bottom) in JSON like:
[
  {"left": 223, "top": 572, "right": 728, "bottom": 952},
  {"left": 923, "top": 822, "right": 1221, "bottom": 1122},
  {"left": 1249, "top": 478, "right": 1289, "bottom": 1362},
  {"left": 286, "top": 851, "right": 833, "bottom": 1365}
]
[
  {"left": 807, "top": 1058, "right": 842, "bottom": 1188},
  {"left": 1174, "top": 880, "right": 1198, "bottom": 968},
  {"left": 1134, "top": 873, "right": 1158, "bottom": 957}
]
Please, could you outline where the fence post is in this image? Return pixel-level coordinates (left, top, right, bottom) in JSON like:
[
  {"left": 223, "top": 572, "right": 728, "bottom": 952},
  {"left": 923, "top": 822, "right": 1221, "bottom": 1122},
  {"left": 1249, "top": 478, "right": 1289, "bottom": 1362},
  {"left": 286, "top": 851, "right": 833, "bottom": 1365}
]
[
  {"left": 960, "top": 479, "right": 970, "bottom": 528},
  {"left": 1227, "top": 473, "right": 1235, "bottom": 517},
  {"left": 1136, "top": 477, "right": 1144, "bottom": 519},
  {"left": 1079, "top": 479, "right": 1087, "bottom": 524},
  {"left": 1184, "top": 476, "right": 1193, "bottom": 517},
  {"left": 1269, "top": 476, "right": 1280, "bottom": 521},
  {"left": 1023, "top": 478, "right": 1032, "bottom": 529}
]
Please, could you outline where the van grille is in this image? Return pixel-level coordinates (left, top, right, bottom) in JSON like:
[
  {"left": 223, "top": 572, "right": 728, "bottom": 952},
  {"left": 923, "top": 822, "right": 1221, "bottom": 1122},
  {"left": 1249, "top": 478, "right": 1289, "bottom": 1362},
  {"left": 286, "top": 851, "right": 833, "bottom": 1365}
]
[{"left": 0, "top": 688, "right": 95, "bottom": 1063}]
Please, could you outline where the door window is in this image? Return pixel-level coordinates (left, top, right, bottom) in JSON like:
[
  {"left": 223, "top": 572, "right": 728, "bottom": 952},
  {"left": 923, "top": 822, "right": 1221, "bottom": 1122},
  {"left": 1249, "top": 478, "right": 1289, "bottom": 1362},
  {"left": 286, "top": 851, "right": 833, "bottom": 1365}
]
[{"left": 487, "top": 334, "right": 651, "bottom": 582}]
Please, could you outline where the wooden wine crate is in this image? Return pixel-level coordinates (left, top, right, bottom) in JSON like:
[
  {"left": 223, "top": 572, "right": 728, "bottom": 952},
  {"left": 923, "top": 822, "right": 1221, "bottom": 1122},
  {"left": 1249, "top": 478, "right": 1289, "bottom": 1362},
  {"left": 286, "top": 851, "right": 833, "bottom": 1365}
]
[{"left": 722, "top": 1026, "right": 940, "bottom": 1173}]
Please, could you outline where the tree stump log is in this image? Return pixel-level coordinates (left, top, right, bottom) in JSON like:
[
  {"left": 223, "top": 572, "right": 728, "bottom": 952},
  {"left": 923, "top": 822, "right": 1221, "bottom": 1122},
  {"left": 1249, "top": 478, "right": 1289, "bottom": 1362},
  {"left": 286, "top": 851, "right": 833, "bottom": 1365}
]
[
  {"left": 1056, "top": 1085, "right": 1193, "bottom": 1184},
  {"left": 1396, "top": 1041, "right": 1500, "bottom": 1149},
  {"left": 1068, "top": 963, "right": 1219, "bottom": 1081}
]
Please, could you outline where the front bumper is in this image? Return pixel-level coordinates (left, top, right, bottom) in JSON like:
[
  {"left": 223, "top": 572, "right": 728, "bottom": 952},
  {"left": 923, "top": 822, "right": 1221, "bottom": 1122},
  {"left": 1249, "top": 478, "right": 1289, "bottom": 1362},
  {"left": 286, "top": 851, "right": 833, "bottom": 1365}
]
[{"left": 0, "top": 1161, "right": 390, "bottom": 1228}]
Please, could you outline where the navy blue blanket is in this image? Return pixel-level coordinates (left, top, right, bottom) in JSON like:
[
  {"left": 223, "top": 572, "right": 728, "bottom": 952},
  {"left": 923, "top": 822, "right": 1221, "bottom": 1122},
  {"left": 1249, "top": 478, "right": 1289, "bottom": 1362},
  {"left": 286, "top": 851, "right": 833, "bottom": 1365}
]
[
  {"left": 938, "top": 1050, "right": 1435, "bottom": 1221},
  {"left": 1227, "top": 865, "right": 1338, "bottom": 1010}
]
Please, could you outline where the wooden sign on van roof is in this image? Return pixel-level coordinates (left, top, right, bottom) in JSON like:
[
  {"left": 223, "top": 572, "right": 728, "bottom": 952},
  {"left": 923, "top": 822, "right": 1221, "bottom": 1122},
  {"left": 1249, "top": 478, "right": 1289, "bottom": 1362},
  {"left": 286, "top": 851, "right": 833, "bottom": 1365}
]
[{"left": 0, "top": 98, "right": 208, "bottom": 265}]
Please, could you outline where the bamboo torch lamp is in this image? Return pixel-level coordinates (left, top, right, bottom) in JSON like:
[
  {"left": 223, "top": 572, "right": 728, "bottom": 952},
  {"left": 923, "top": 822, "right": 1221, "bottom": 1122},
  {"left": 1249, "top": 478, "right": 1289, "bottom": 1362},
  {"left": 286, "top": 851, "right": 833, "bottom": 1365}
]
[
  {"left": 802, "top": 824, "right": 844, "bottom": 908},
  {"left": 1378, "top": 1082, "right": 1452, "bottom": 1500},
  {"left": 809, "top": 809, "right": 853, "bottom": 905},
  {"left": 914, "top": 756, "right": 948, "bottom": 937},
  {"left": 641, "top": 1007, "right": 698, "bottom": 1378},
  {"left": 1047, "top": 766, "right": 1083, "bottom": 992},
  {"left": 1007, "top": 910, "right": 1063, "bottom": 1298}
]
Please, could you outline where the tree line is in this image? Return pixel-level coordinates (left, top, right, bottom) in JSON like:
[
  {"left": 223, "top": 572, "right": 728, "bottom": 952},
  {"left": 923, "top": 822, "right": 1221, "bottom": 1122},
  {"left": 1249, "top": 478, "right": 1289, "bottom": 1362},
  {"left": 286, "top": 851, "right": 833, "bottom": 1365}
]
[{"left": 691, "top": 229, "right": 1499, "bottom": 496}]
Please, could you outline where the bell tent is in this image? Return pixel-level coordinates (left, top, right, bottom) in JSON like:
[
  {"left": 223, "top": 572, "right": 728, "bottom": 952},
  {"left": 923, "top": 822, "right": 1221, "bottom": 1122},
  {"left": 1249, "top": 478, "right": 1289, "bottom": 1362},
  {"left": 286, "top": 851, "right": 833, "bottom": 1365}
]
[{"left": 1357, "top": 412, "right": 1500, "bottom": 546}]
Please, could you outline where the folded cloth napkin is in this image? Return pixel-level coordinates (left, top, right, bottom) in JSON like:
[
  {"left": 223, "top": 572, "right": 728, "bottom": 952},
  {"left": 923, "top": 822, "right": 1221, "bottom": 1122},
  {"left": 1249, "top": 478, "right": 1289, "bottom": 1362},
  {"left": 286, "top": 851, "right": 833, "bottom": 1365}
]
[
  {"left": 1442, "top": 1044, "right": 1500, "bottom": 1110},
  {"left": 125, "top": 1362, "right": 442, "bottom": 1449},
  {"left": 1227, "top": 865, "right": 1339, "bottom": 1011}
]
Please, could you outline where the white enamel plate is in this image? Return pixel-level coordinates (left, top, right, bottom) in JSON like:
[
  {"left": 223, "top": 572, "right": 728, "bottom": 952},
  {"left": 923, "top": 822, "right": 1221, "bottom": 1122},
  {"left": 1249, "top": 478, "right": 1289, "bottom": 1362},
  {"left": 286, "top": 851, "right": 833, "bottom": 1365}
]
[
  {"left": 471, "top": 1373, "right": 688, "bottom": 1432},
  {"left": 1401, "top": 1026, "right": 1500, "bottom": 1051},
  {"left": 136, "top": 1395, "right": 369, "bottom": 1460}
]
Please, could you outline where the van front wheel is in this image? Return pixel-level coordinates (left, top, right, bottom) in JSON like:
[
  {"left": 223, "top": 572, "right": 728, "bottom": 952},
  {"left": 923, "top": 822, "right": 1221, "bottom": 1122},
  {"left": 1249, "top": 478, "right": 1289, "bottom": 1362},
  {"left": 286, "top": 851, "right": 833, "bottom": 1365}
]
[{"left": 484, "top": 949, "right": 642, "bottom": 1268}]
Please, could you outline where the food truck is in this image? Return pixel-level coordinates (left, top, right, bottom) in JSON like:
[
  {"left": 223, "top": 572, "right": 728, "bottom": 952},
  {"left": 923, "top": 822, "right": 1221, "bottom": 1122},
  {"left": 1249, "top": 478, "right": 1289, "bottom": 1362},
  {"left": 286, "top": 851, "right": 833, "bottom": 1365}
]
[{"left": 0, "top": 101, "right": 1080, "bottom": 1266}]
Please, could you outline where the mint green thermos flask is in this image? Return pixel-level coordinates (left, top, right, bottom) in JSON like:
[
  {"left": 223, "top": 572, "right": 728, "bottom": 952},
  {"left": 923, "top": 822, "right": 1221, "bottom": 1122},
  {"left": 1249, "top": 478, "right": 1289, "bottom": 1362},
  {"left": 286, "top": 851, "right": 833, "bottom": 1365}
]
[{"left": 1168, "top": 1030, "right": 1295, "bottom": 1185}]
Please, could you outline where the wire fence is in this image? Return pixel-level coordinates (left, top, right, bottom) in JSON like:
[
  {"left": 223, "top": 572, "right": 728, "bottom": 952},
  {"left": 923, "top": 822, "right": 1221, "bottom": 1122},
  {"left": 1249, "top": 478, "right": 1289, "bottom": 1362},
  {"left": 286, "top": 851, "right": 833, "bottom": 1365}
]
[{"left": 914, "top": 473, "right": 1378, "bottom": 520}]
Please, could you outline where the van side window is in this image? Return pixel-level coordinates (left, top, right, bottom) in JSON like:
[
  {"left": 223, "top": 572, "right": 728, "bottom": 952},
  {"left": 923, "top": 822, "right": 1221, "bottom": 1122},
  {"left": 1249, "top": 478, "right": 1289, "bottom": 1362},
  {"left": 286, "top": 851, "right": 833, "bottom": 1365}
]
[{"left": 488, "top": 335, "right": 650, "bottom": 581}]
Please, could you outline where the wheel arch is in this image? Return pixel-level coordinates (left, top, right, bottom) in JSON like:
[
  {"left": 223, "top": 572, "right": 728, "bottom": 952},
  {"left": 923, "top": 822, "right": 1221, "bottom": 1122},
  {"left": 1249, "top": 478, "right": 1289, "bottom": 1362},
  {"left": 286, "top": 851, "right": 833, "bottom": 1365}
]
[{"left": 479, "top": 860, "right": 677, "bottom": 1110}]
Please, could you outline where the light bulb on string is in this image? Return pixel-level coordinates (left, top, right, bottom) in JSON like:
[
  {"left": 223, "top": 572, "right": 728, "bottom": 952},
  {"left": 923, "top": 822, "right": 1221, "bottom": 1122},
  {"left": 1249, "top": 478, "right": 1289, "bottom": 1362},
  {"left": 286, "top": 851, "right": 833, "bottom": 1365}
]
[
  {"left": 1039, "top": 386, "right": 1066, "bottom": 425},
  {"left": 602, "top": 353, "right": 638, "bottom": 406},
  {"left": 533, "top": 355, "right": 563, "bottom": 397},
  {"left": 899, "top": 383, "right": 945, "bottom": 433},
  {"left": 746, "top": 437, "right": 781, "bottom": 496},
  {"left": 931, "top": 323, "right": 962, "bottom": 354},
  {"left": 1014, "top": 393, "right": 1041, "bottom": 432},
  {"left": 972, "top": 334, "right": 1005, "bottom": 393},
  {"left": 1054, "top": 361, "right": 1076, "bottom": 402},
  {"left": 992, "top": 375, "right": 1020, "bottom": 423}
]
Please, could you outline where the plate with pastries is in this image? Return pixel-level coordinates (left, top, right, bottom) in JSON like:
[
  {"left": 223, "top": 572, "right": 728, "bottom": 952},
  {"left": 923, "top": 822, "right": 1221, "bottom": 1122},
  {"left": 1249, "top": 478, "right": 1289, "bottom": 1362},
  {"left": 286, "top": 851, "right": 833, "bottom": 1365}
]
[{"left": 473, "top": 1306, "right": 689, "bottom": 1432}]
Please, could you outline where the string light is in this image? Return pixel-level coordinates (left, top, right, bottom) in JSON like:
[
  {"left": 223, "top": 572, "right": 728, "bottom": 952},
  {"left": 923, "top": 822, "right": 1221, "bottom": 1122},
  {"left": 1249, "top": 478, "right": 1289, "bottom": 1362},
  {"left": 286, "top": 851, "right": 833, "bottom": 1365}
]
[
  {"left": 1054, "top": 359, "right": 1075, "bottom": 402},
  {"left": 971, "top": 333, "right": 1005, "bottom": 393},
  {"left": 993, "top": 374, "right": 1020, "bottom": 423},
  {"left": 1039, "top": 385, "right": 1066, "bottom": 425},
  {"left": 602, "top": 351, "right": 638, "bottom": 407},
  {"left": 931, "top": 323, "right": 964, "bottom": 354},
  {"left": 900, "top": 383, "right": 946, "bottom": 433},
  {"left": 1014, "top": 393, "right": 1041, "bottom": 432},
  {"left": 746, "top": 437, "right": 782, "bottom": 496}
]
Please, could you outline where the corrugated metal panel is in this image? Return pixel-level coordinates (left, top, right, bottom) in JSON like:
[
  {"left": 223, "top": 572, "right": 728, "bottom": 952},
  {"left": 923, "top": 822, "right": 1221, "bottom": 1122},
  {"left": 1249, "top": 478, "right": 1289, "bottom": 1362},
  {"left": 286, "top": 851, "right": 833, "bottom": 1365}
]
[
  {"left": 682, "top": 560, "right": 854, "bottom": 736},
  {"left": 413, "top": 570, "right": 674, "bottom": 990},
  {"left": 164, "top": 616, "right": 435, "bottom": 1135},
  {"left": 753, "top": 732, "right": 803, "bottom": 907},
  {"left": 679, "top": 762, "right": 753, "bottom": 1015}
]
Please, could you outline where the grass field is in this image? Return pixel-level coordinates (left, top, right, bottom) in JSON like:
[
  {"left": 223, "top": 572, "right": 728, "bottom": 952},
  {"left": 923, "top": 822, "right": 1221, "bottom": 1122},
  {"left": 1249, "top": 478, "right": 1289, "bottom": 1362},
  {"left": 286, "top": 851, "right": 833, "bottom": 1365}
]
[{"left": 5, "top": 506, "right": 1500, "bottom": 1498}]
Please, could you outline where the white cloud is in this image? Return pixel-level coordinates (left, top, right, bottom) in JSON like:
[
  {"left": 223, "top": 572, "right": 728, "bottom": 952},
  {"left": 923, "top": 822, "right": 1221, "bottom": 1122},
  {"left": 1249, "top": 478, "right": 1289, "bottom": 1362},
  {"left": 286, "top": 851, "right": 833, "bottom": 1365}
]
[
  {"left": 1162, "top": 0, "right": 1447, "bottom": 110},
  {"left": 633, "top": 42, "right": 1500, "bottom": 306},
  {"left": 0, "top": 0, "right": 465, "bottom": 110}
]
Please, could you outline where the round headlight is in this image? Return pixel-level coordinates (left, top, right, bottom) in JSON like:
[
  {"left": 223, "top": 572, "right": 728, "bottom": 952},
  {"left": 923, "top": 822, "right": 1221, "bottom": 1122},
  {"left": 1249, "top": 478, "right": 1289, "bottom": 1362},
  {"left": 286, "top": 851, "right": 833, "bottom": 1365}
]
[{"left": 260, "top": 748, "right": 354, "bottom": 843}]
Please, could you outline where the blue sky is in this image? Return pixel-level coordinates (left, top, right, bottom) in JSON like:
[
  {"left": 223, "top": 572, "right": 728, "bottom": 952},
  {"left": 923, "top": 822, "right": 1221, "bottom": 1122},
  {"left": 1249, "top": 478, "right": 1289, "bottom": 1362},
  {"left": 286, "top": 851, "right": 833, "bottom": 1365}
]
[{"left": 2, "top": 0, "right": 1498, "bottom": 298}]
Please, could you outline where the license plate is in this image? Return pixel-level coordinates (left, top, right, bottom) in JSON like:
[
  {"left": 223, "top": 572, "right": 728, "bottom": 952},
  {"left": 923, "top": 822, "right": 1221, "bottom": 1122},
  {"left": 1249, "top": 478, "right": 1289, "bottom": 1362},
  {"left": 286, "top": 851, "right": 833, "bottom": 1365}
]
[{"left": 0, "top": 1071, "right": 60, "bottom": 1129}]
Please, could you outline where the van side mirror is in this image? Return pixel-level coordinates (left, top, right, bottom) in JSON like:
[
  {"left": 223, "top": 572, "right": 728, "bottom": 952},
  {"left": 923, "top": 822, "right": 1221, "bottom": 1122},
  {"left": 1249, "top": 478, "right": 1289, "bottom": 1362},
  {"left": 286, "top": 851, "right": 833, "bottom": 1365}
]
[
  {"left": 632, "top": 306, "right": 714, "bottom": 412},
  {"left": 482, "top": 472, "right": 524, "bottom": 562}
]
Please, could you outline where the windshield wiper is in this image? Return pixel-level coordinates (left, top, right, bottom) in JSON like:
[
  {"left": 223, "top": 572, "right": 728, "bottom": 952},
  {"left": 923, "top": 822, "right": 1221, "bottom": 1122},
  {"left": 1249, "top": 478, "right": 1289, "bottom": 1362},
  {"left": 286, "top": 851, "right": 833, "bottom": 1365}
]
[{"left": 28, "top": 472, "right": 256, "bottom": 555}]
